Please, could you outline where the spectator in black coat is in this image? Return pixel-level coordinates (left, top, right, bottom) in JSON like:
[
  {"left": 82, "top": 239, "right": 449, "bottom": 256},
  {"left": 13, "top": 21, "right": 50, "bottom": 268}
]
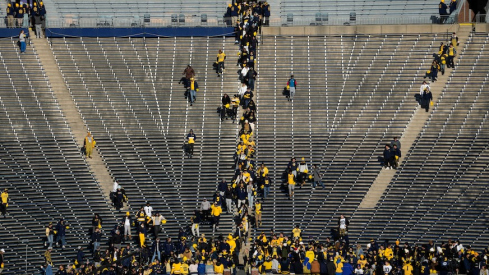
[
  {"left": 383, "top": 145, "right": 395, "bottom": 169},
  {"left": 422, "top": 89, "right": 433, "bottom": 112},
  {"left": 91, "top": 228, "right": 102, "bottom": 253},
  {"left": 391, "top": 144, "right": 402, "bottom": 169}
]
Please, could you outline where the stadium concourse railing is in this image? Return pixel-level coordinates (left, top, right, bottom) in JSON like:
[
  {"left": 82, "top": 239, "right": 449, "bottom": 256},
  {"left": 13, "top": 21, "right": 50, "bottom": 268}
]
[{"left": 41, "top": 13, "right": 466, "bottom": 29}]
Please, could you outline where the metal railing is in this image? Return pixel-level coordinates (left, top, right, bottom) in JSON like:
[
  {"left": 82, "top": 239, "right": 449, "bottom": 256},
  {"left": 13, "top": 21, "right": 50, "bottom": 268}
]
[
  {"left": 276, "top": 12, "right": 465, "bottom": 27},
  {"left": 44, "top": 15, "right": 230, "bottom": 28}
]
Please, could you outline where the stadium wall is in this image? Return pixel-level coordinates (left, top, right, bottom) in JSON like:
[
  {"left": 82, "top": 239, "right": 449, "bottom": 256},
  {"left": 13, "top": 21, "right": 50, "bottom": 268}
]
[
  {"left": 44, "top": 27, "right": 235, "bottom": 38},
  {"left": 0, "top": 28, "right": 30, "bottom": 38}
]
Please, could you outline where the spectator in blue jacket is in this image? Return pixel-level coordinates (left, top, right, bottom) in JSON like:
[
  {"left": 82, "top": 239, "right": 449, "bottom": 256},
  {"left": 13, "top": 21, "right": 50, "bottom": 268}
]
[
  {"left": 14, "top": 3, "right": 24, "bottom": 27},
  {"left": 263, "top": 2, "right": 271, "bottom": 25},
  {"left": 41, "top": 263, "right": 53, "bottom": 275},
  {"left": 198, "top": 260, "right": 206, "bottom": 274},
  {"left": 39, "top": 1, "right": 47, "bottom": 30},
  {"left": 218, "top": 179, "right": 228, "bottom": 197},
  {"left": 449, "top": 0, "right": 457, "bottom": 14},
  {"left": 163, "top": 237, "right": 174, "bottom": 258},
  {"left": 230, "top": 3, "right": 239, "bottom": 25},
  {"left": 236, "top": 183, "right": 248, "bottom": 208},
  {"left": 151, "top": 237, "right": 163, "bottom": 263},
  {"left": 55, "top": 219, "right": 67, "bottom": 249},
  {"left": 91, "top": 228, "right": 102, "bottom": 252},
  {"left": 76, "top": 246, "right": 84, "bottom": 267},
  {"left": 342, "top": 258, "right": 355, "bottom": 275},
  {"left": 383, "top": 145, "right": 394, "bottom": 170},
  {"left": 439, "top": 0, "right": 448, "bottom": 23}
]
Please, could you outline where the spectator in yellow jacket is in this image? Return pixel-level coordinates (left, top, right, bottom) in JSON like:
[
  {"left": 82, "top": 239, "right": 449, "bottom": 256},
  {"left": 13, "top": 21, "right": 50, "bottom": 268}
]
[
  {"left": 171, "top": 259, "right": 182, "bottom": 274},
  {"left": 211, "top": 202, "right": 222, "bottom": 232},
  {"left": 84, "top": 132, "right": 96, "bottom": 159},
  {"left": 0, "top": 189, "right": 8, "bottom": 218},
  {"left": 385, "top": 244, "right": 394, "bottom": 261},
  {"left": 214, "top": 260, "right": 224, "bottom": 275}
]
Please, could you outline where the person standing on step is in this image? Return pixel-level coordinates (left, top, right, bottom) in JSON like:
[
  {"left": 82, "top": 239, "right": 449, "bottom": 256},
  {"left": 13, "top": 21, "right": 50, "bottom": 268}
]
[
  {"left": 255, "top": 200, "right": 262, "bottom": 228},
  {"left": 39, "top": 2, "right": 47, "bottom": 36},
  {"left": 188, "top": 78, "right": 199, "bottom": 106},
  {"left": 422, "top": 88, "right": 433, "bottom": 112},
  {"left": 45, "top": 222, "right": 54, "bottom": 248},
  {"left": 383, "top": 145, "right": 395, "bottom": 169},
  {"left": 33, "top": 7, "right": 43, "bottom": 39},
  {"left": 92, "top": 228, "right": 102, "bottom": 253},
  {"left": 200, "top": 198, "right": 211, "bottom": 222},
  {"left": 449, "top": 0, "right": 457, "bottom": 15},
  {"left": 297, "top": 157, "right": 309, "bottom": 187},
  {"left": 438, "top": 0, "right": 448, "bottom": 23},
  {"left": 44, "top": 247, "right": 53, "bottom": 266},
  {"left": 191, "top": 210, "right": 200, "bottom": 237},
  {"left": 186, "top": 129, "right": 196, "bottom": 158},
  {"left": 447, "top": 43, "right": 456, "bottom": 69},
  {"left": 14, "top": 3, "right": 24, "bottom": 28},
  {"left": 287, "top": 75, "right": 297, "bottom": 101},
  {"left": 114, "top": 186, "right": 125, "bottom": 210},
  {"left": 55, "top": 218, "right": 68, "bottom": 249},
  {"left": 22, "top": 3, "right": 29, "bottom": 29},
  {"left": 6, "top": 3, "right": 14, "bottom": 28},
  {"left": 84, "top": 132, "right": 96, "bottom": 159},
  {"left": 91, "top": 213, "right": 102, "bottom": 234},
  {"left": 390, "top": 137, "right": 401, "bottom": 150},
  {"left": 287, "top": 157, "right": 299, "bottom": 178},
  {"left": 391, "top": 144, "right": 401, "bottom": 169},
  {"left": 211, "top": 201, "right": 222, "bottom": 232},
  {"left": 152, "top": 212, "right": 165, "bottom": 240},
  {"left": 182, "top": 65, "right": 195, "bottom": 92},
  {"left": 419, "top": 81, "right": 430, "bottom": 95},
  {"left": 122, "top": 211, "right": 132, "bottom": 241},
  {"left": 144, "top": 202, "right": 153, "bottom": 218},
  {"left": 451, "top": 32, "right": 459, "bottom": 49},
  {"left": 225, "top": 185, "right": 234, "bottom": 214},
  {"left": 0, "top": 189, "right": 8, "bottom": 218},
  {"left": 262, "top": 175, "right": 272, "bottom": 199},
  {"left": 312, "top": 164, "right": 324, "bottom": 189},
  {"left": 18, "top": 30, "right": 26, "bottom": 54},
  {"left": 287, "top": 169, "right": 296, "bottom": 199},
  {"left": 221, "top": 94, "right": 231, "bottom": 121},
  {"left": 218, "top": 178, "right": 228, "bottom": 198},
  {"left": 217, "top": 49, "right": 226, "bottom": 77},
  {"left": 338, "top": 215, "right": 349, "bottom": 238}
]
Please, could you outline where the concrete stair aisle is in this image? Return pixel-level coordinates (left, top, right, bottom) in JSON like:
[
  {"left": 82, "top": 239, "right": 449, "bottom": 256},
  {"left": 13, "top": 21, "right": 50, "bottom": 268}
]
[
  {"left": 31, "top": 33, "right": 115, "bottom": 201},
  {"left": 358, "top": 28, "right": 471, "bottom": 210}
]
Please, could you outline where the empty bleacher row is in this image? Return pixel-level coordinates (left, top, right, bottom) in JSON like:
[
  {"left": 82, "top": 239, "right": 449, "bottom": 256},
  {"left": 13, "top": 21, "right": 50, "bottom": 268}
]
[
  {"left": 43, "top": 0, "right": 228, "bottom": 27},
  {"left": 280, "top": 0, "right": 445, "bottom": 25},
  {"left": 354, "top": 32, "right": 489, "bottom": 250},
  {"left": 0, "top": 39, "right": 117, "bottom": 274},
  {"left": 48, "top": 36, "right": 242, "bottom": 238},
  {"left": 254, "top": 33, "right": 450, "bottom": 238}
]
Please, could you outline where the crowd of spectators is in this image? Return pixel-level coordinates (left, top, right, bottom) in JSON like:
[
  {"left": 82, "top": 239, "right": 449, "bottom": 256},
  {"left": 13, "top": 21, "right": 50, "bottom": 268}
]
[
  {"left": 2, "top": 1, "right": 486, "bottom": 275},
  {"left": 382, "top": 137, "right": 402, "bottom": 170},
  {"left": 438, "top": 0, "right": 457, "bottom": 24},
  {"left": 6, "top": 1, "right": 46, "bottom": 35},
  {"left": 419, "top": 32, "right": 458, "bottom": 113}
]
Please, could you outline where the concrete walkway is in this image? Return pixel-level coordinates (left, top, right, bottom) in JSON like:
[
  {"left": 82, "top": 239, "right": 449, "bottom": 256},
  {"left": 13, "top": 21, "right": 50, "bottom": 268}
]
[
  {"left": 29, "top": 32, "right": 115, "bottom": 201},
  {"left": 359, "top": 26, "right": 472, "bottom": 209}
]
